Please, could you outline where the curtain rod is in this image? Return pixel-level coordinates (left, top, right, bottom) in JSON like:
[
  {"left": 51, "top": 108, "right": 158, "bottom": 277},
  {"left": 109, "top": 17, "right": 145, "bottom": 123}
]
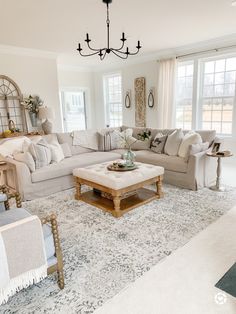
[{"left": 176, "top": 44, "right": 236, "bottom": 59}]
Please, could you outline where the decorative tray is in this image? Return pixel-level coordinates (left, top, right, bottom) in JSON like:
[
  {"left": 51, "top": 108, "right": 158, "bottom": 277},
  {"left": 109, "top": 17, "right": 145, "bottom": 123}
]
[{"left": 107, "top": 164, "right": 138, "bottom": 172}]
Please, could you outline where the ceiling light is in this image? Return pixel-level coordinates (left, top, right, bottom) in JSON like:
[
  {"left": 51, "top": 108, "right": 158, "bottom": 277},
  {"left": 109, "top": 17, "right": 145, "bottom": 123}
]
[{"left": 77, "top": 0, "right": 142, "bottom": 60}]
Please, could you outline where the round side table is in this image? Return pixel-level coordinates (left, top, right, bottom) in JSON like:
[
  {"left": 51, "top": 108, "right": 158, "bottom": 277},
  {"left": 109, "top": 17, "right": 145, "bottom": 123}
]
[{"left": 206, "top": 152, "right": 233, "bottom": 192}]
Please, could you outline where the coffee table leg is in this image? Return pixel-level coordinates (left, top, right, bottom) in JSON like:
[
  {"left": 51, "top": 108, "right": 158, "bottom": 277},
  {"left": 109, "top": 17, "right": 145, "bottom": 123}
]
[
  {"left": 75, "top": 178, "right": 82, "bottom": 200},
  {"left": 113, "top": 196, "right": 122, "bottom": 218},
  {"left": 156, "top": 175, "right": 164, "bottom": 199}
]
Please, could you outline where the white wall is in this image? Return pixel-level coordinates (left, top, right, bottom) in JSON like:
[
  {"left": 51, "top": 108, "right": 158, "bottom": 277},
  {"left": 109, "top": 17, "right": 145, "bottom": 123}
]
[
  {"left": 93, "top": 60, "right": 159, "bottom": 129},
  {"left": 57, "top": 69, "right": 95, "bottom": 129},
  {"left": 0, "top": 53, "right": 63, "bottom": 132}
]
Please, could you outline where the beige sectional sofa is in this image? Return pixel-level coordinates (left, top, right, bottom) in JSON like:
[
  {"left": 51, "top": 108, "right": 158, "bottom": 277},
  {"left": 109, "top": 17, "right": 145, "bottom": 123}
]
[{"left": 4, "top": 126, "right": 217, "bottom": 200}]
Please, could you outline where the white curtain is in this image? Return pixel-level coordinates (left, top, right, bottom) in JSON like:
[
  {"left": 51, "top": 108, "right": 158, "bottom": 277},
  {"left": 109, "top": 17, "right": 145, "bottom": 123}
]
[{"left": 157, "top": 58, "right": 177, "bottom": 129}]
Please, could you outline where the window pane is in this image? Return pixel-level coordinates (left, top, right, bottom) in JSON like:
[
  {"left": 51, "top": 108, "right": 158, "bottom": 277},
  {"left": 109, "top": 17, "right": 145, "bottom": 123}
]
[
  {"left": 205, "top": 61, "right": 214, "bottom": 73},
  {"left": 104, "top": 74, "right": 122, "bottom": 127},
  {"left": 200, "top": 56, "right": 235, "bottom": 135},
  {"left": 215, "top": 59, "right": 225, "bottom": 72},
  {"left": 226, "top": 58, "right": 236, "bottom": 71}
]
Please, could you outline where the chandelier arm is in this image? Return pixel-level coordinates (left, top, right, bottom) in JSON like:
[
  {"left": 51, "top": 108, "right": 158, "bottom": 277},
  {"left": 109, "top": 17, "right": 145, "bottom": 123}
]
[
  {"left": 126, "top": 48, "right": 140, "bottom": 56},
  {"left": 78, "top": 50, "right": 100, "bottom": 57},
  {"left": 112, "top": 48, "right": 129, "bottom": 56},
  {"left": 111, "top": 49, "right": 129, "bottom": 60},
  {"left": 113, "top": 40, "right": 125, "bottom": 52},
  {"left": 86, "top": 41, "right": 104, "bottom": 52},
  {"left": 100, "top": 50, "right": 107, "bottom": 61}
]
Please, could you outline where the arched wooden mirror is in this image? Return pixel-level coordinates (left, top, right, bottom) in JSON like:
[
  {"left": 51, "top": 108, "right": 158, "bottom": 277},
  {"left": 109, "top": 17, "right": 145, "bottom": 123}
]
[{"left": 0, "top": 75, "right": 27, "bottom": 134}]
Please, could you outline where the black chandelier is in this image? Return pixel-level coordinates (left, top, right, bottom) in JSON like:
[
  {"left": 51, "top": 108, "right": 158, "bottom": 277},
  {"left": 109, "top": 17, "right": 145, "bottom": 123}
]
[{"left": 77, "top": 0, "right": 142, "bottom": 60}]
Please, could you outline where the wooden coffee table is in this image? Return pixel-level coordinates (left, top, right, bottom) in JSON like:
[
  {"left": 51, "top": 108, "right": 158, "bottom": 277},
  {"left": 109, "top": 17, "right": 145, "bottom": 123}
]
[{"left": 73, "top": 162, "right": 164, "bottom": 218}]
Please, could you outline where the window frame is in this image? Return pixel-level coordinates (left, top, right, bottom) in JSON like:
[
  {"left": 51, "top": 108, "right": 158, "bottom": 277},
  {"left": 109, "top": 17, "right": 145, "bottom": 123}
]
[
  {"left": 103, "top": 72, "right": 123, "bottom": 128},
  {"left": 175, "top": 52, "right": 236, "bottom": 138}
]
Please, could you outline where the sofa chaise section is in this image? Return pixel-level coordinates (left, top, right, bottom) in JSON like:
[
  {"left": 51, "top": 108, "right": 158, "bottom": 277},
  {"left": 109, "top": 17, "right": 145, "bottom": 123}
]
[{"left": 6, "top": 152, "right": 122, "bottom": 200}]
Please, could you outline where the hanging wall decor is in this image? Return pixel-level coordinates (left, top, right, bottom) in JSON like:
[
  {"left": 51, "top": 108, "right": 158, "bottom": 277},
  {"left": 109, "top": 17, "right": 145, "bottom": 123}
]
[
  {"left": 0, "top": 75, "right": 27, "bottom": 137},
  {"left": 125, "top": 90, "right": 131, "bottom": 108},
  {"left": 135, "top": 77, "right": 146, "bottom": 127},
  {"left": 148, "top": 88, "right": 155, "bottom": 108}
]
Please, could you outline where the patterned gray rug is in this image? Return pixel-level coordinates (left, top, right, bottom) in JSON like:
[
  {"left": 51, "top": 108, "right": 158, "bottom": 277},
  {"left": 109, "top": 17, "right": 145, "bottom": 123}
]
[{"left": 1, "top": 184, "right": 236, "bottom": 314}]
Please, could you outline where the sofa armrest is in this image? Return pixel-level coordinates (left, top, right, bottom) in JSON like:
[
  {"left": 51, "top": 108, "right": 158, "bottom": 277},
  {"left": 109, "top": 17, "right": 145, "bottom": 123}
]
[
  {"left": 188, "top": 148, "right": 216, "bottom": 189},
  {"left": 5, "top": 157, "right": 31, "bottom": 197}
]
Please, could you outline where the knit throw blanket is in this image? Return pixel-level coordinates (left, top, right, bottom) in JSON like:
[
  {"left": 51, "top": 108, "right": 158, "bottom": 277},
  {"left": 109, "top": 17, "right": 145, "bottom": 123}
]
[
  {"left": 0, "top": 216, "right": 47, "bottom": 305},
  {"left": 72, "top": 130, "right": 98, "bottom": 151}
]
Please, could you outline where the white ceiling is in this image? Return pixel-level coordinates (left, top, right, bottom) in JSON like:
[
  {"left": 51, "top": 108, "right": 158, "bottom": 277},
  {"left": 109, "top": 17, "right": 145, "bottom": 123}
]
[{"left": 1, "top": 0, "right": 236, "bottom": 67}]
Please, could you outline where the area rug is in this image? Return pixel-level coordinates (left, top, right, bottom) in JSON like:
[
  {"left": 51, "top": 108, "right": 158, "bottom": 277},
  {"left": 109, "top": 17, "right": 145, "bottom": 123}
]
[{"left": 1, "top": 184, "right": 236, "bottom": 314}]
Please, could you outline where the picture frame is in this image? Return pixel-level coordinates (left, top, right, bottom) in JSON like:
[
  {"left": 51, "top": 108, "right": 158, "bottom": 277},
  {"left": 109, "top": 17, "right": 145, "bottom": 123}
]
[
  {"left": 212, "top": 142, "right": 221, "bottom": 154},
  {"left": 125, "top": 90, "right": 131, "bottom": 108},
  {"left": 148, "top": 88, "right": 155, "bottom": 108}
]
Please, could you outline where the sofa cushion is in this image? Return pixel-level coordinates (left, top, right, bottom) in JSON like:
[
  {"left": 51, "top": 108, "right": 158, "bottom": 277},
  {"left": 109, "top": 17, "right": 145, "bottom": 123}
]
[
  {"left": 57, "top": 132, "right": 94, "bottom": 155},
  {"left": 135, "top": 150, "right": 188, "bottom": 173},
  {"left": 31, "top": 152, "right": 121, "bottom": 183},
  {"left": 49, "top": 141, "right": 65, "bottom": 163},
  {"left": 60, "top": 143, "right": 72, "bottom": 158}
]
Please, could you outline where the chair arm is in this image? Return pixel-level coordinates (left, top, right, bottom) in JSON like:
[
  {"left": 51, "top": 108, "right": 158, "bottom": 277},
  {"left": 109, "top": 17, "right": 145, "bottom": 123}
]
[
  {"left": 41, "top": 214, "right": 64, "bottom": 289},
  {"left": 0, "top": 184, "right": 22, "bottom": 209}
]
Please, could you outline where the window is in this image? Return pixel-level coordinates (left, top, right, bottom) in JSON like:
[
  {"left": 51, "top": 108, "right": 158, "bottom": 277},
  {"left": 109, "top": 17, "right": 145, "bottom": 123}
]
[
  {"left": 61, "top": 91, "right": 87, "bottom": 132},
  {"left": 175, "top": 54, "right": 236, "bottom": 136},
  {"left": 200, "top": 57, "right": 236, "bottom": 135},
  {"left": 104, "top": 73, "right": 123, "bottom": 127},
  {"left": 176, "top": 61, "right": 194, "bottom": 129}
]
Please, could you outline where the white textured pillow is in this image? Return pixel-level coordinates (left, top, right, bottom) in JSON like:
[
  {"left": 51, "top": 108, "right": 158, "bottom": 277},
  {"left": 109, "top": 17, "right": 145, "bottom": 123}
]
[
  {"left": 13, "top": 152, "right": 36, "bottom": 172},
  {"left": 186, "top": 142, "right": 209, "bottom": 162},
  {"left": 164, "top": 129, "right": 184, "bottom": 156},
  {"left": 29, "top": 139, "right": 52, "bottom": 169},
  {"left": 178, "top": 132, "right": 202, "bottom": 158},
  {"left": 49, "top": 142, "right": 64, "bottom": 163}
]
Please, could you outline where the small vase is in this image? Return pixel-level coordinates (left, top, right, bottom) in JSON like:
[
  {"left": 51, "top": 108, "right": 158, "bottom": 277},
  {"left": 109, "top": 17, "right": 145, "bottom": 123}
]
[
  {"left": 29, "top": 112, "right": 38, "bottom": 127},
  {"left": 123, "top": 149, "right": 136, "bottom": 167}
]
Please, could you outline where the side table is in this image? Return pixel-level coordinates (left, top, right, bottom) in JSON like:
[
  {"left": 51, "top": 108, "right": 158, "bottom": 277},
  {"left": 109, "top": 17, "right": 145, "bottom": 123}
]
[
  {"left": 0, "top": 161, "right": 18, "bottom": 193},
  {"left": 206, "top": 152, "right": 233, "bottom": 192}
]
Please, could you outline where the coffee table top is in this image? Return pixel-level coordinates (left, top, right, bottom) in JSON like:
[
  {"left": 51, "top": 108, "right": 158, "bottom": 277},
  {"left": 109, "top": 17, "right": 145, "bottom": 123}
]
[{"left": 73, "top": 161, "right": 164, "bottom": 190}]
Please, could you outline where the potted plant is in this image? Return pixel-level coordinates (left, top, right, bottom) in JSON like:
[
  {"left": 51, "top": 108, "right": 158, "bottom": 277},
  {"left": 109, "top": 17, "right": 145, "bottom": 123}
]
[{"left": 21, "top": 95, "right": 43, "bottom": 127}]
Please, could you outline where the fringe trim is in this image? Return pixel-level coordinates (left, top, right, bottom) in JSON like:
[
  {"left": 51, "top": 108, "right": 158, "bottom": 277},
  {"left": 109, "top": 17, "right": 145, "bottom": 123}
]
[{"left": 0, "top": 264, "right": 47, "bottom": 305}]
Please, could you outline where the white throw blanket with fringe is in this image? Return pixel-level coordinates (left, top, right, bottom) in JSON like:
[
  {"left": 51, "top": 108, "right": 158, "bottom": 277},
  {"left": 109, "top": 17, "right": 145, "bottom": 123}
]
[{"left": 0, "top": 215, "right": 47, "bottom": 305}]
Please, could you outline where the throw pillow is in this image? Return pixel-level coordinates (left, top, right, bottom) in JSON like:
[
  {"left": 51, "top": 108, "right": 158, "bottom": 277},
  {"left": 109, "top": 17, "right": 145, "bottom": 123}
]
[
  {"left": 164, "top": 129, "right": 184, "bottom": 156},
  {"left": 178, "top": 131, "right": 202, "bottom": 159},
  {"left": 60, "top": 143, "right": 72, "bottom": 158},
  {"left": 49, "top": 142, "right": 64, "bottom": 163},
  {"left": 129, "top": 137, "right": 152, "bottom": 150},
  {"left": 151, "top": 133, "right": 168, "bottom": 154},
  {"left": 29, "top": 139, "right": 52, "bottom": 169},
  {"left": 13, "top": 152, "right": 36, "bottom": 172}
]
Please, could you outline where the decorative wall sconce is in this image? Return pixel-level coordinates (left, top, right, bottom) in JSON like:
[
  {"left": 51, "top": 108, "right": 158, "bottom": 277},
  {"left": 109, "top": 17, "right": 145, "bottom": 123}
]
[
  {"left": 148, "top": 88, "right": 155, "bottom": 108},
  {"left": 125, "top": 90, "right": 131, "bottom": 108}
]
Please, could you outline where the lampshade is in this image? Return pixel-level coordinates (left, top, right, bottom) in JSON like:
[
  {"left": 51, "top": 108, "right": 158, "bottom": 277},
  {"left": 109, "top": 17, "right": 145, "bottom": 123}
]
[{"left": 38, "top": 107, "right": 53, "bottom": 120}]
